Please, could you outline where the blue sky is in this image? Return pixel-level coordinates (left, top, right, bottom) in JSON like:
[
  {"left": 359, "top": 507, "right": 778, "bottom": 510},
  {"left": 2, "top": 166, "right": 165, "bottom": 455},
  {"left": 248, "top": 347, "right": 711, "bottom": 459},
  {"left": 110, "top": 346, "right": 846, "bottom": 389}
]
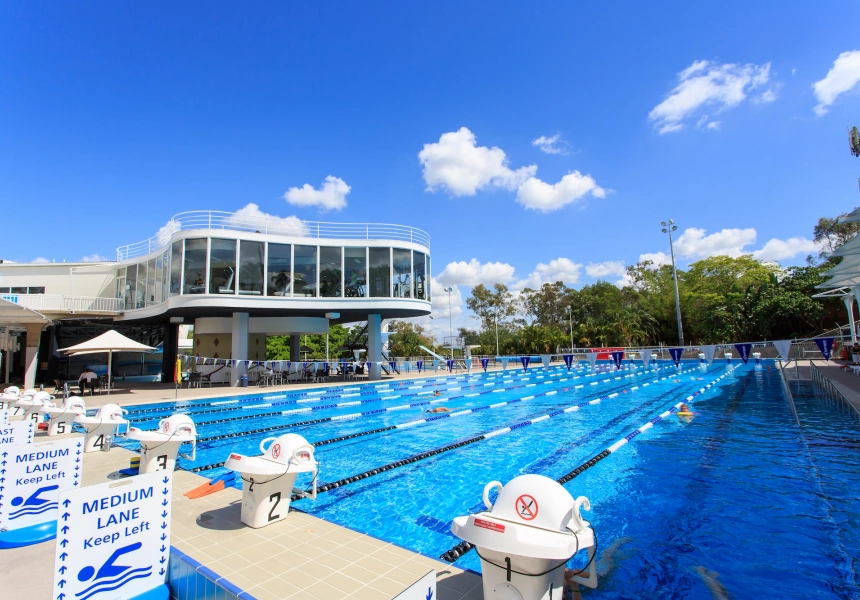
[{"left": 2, "top": 2, "right": 859, "bottom": 333}]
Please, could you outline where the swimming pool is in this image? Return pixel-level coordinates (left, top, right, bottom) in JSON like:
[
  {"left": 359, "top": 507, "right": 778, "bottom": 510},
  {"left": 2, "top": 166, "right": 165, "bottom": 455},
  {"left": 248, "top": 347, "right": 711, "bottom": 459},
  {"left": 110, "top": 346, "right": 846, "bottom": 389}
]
[{"left": 118, "top": 361, "right": 860, "bottom": 599}]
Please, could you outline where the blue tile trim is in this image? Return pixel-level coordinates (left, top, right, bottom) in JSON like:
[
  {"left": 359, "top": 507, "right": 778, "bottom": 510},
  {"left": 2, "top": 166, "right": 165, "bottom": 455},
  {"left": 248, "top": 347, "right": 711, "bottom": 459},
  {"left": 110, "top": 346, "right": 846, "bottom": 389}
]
[{"left": 169, "top": 546, "right": 257, "bottom": 600}]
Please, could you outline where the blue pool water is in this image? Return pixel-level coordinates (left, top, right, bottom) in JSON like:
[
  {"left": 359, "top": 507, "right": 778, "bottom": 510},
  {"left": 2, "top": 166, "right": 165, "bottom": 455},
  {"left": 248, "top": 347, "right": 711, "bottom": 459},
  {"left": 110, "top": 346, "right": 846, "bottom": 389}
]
[{"left": 118, "top": 361, "right": 860, "bottom": 599}]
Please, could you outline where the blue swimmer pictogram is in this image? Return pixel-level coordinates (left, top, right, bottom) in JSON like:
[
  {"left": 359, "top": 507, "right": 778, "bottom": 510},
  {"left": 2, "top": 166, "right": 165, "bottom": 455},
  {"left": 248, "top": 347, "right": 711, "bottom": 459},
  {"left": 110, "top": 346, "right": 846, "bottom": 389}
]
[
  {"left": 9, "top": 484, "right": 59, "bottom": 519},
  {"left": 74, "top": 542, "right": 152, "bottom": 600}
]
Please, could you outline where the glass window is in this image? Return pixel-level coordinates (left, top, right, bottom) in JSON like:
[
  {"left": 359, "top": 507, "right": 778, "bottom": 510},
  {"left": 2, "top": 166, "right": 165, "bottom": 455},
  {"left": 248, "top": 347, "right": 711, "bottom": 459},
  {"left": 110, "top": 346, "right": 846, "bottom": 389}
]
[
  {"left": 170, "top": 241, "right": 182, "bottom": 296},
  {"left": 136, "top": 262, "right": 147, "bottom": 308},
  {"left": 183, "top": 239, "right": 207, "bottom": 294},
  {"left": 11, "top": 287, "right": 28, "bottom": 294},
  {"left": 266, "top": 243, "right": 292, "bottom": 297},
  {"left": 146, "top": 258, "right": 156, "bottom": 305},
  {"left": 27, "top": 286, "right": 45, "bottom": 294},
  {"left": 369, "top": 247, "right": 390, "bottom": 298},
  {"left": 161, "top": 250, "right": 169, "bottom": 301},
  {"left": 154, "top": 256, "right": 163, "bottom": 304},
  {"left": 393, "top": 248, "right": 411, "bottom": 298},
  {"left": 126, "top": 264, "right": 137, "bottom": 308},
  {"left": 209, "top": 239, "right": 236, "bottom": 294},
  {"left": 344, "top": 247, "right": 366, "bottom": 297},
  {"left": 294, "top": 245, "right": 317, "bottom": 297},
  {"left": 0, "top": 287, "right": 9, "bottom": 293},
  {"left": 319, "top": 247, "right": 342, "bottom": 298},
  {"left": 427, "top": 255, "right": 431, "bottom": 301},
  {"left": 116, "top": 267, "right": 126, "bottom": 300},
  {"left": 413, "top": 252, "right": 426, "bottom": 300},
  {"left": 239, "top": 241, "right": 264, "bottom": 295}
]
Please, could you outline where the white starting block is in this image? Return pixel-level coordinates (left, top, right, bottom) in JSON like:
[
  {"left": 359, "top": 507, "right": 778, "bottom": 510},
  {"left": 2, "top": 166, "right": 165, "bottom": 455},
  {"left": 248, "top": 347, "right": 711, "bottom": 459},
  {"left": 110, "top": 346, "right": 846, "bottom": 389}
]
[
  {"left": 225, "top": 433, "right": 318, "bottom": 529},
  {"left": 451, "top": 474, "right": 597, "bottom": 600},
  {"left": 10, "top": 388, "right": 37, "bottom": 416},
  {"left": 15, "top": 391, "right": 55, "bottom": 423},
  {"left": 74, "top": 403, "right": 128, "bottom": 452},
  {"left": 725, "top": 352, "right": 733, "bottom": 363},
  {"left": 128, "top": 413, "right": 198, "bottom": 473},
  {"left": 40, "top": 396, "right": 87, "bottom": 436},
  {"left": 1, "top": 386, "right": 20, "bottom": 410}
]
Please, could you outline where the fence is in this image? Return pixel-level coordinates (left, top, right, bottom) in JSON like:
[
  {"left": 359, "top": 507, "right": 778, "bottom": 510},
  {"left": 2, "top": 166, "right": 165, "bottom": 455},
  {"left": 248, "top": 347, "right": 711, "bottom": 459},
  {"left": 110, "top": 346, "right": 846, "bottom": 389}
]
[{"left": 1, "top": 293, "right": 124, "bottom": 314}]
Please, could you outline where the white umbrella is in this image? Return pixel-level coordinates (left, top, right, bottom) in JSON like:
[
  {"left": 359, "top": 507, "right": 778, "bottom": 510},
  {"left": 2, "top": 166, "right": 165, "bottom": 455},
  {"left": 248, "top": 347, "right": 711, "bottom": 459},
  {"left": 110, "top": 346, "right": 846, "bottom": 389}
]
[{"left": 62, "top": 330, "right": 156, "bottom": 394}]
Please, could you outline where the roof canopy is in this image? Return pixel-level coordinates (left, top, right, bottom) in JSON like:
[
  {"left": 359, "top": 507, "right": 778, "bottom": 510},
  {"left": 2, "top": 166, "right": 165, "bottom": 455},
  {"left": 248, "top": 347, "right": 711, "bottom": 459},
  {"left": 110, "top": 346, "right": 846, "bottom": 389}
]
[
  {"left": 0, "top": 297, "right": 52, "bottom": 326},
  {"left": 62, "top": 330, "right": 156, "bottom": 356}
]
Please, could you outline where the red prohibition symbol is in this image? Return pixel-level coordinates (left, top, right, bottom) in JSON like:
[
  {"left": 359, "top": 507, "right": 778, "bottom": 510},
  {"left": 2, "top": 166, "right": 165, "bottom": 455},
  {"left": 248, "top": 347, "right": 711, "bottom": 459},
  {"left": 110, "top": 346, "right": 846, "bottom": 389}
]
[
  {"left": 515, "top": 494, "right": 538, "bottom": 520},
  {"left": 271, "top": 444, "right": 281, "bottom": 459}
]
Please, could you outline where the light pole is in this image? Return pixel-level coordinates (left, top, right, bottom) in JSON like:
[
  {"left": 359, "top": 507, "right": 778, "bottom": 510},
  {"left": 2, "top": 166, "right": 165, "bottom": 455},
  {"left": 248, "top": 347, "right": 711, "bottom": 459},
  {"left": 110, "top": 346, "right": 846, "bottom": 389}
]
[
  {"left": 661, "top": 220, "right": 685, "bottom": 347},
  {"left": 566, "top": 305, "right": 573, "bottom": 350},
  {"left": 444, "top": 287, "right": 454, "bottom": 359},
  {"left": 494, "top": 307, "right": 500, "bottom": 357}
]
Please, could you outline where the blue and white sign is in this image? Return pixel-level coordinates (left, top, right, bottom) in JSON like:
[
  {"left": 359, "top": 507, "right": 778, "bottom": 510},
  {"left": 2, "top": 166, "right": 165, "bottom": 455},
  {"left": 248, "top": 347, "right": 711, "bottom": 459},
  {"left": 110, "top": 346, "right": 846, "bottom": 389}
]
[
  {"left": 669, "top": 347, "right": 683, "bottom": 366},
  {"left": 393, "top": 570, "right": 436, "bottom": 600},
  {"left": 562, "top": 354, "right": 574, "bottom": 370},
  {"left": 0, "top": 437, "right": 81, "bottom": 531},
  {"left": 53, "top": 471, "right": 172, "bottom": 600},
  {"left": 814, "top": 337, "right": 834, "bottom": 361},
  {"left": 0, "top": 420, "right": 35, "bottom": 446},
  {"left": 734, "top": 343, "right": 752, "bottom": 364},
  {"left": 610, "top": 351, "right": 624, "bottom": 370}
]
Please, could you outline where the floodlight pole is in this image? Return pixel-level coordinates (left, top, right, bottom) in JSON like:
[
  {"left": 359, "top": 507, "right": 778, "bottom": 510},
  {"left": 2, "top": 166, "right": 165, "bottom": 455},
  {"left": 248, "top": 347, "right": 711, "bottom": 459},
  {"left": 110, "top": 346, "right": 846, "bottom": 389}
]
[
  {"left": 566, "top": 305, "right": 574, "bottom": 351},
  {"left": 444, "top": 287, "right": 454, "bottom": 359},
  {"left": 662, "top": 220, "right": 685, "bottom": 347},
  {"left": 494, "top": 308, "right": 499, "bottom": 357}
]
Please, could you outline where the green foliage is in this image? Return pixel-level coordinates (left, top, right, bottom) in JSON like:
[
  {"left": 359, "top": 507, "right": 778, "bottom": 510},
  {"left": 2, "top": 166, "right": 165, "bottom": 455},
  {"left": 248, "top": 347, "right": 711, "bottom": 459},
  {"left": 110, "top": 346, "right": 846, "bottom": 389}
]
[
  {"left": 387, "top": 320, "right": 435, "bottom": 357},
  {"left": 266, "top": 324, "right": 349, "bottom": 360}
]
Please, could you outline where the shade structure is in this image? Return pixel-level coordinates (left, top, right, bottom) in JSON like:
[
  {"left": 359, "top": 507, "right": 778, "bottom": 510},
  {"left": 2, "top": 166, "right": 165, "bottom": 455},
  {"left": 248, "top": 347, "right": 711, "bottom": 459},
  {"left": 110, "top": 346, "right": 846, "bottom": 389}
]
[{"left": 62, "top": 330, "right": 156, "bottom": 393}]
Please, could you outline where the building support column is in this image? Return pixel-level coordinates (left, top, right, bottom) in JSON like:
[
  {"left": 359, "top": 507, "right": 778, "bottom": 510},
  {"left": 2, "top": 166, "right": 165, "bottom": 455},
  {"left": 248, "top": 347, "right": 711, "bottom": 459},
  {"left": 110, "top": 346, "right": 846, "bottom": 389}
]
[
  {"left": 161, "top": 323, "right": 179, "bottom": 384},
  {"left": 231, "top": 312, "right": 249, "bottom": 387},
  {"left": 367, "top": 313, "right": 382, "bottom": 381},
  {"left": 290, "top": 335, "right": 301, "bottom": 362},
  {"left": 851, "top": 287, "right": 860, "bottom": 344},
  {"left": 24, "top": 323, "right": 47, "bottom": 389}
]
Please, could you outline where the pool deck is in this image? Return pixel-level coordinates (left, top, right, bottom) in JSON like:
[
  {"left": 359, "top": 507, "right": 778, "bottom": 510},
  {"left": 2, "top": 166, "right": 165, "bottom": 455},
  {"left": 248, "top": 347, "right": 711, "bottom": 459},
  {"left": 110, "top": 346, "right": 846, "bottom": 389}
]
[
  {"left": 0, "top": 430, "right": 484, "bottom": 600},
  {"left": 781, "top": 359, "right": 860, "bottom": 414}
]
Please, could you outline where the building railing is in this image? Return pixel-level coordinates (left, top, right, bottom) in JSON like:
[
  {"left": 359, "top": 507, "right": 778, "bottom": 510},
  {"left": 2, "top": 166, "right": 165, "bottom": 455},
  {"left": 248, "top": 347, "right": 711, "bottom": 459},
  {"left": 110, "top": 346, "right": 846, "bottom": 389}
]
[
  {"left": 116, "top": 211, "right": 431, "bottom": 260},
  {"left": 1, "top": 294, "right": 124, "bottom": 314}
]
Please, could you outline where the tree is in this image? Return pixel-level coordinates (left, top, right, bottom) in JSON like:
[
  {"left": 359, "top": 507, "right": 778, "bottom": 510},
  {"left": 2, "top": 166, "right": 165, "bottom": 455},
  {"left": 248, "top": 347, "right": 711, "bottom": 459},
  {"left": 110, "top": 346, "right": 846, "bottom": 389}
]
[
  {"left": 813, "top": 212, "right": 860, "bottom": 261},
  {"left": 266, "top": 324, "right": 349, "bottom": 360},
  {"left": 387, "top": 320, "right": 435, "bottom": 357}
]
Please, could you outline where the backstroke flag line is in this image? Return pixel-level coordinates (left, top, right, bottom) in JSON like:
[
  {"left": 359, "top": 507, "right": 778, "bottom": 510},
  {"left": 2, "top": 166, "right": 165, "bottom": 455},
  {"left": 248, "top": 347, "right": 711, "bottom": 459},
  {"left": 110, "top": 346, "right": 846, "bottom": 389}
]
[
  {"left": 773, "top": 340, "right": 792, "bottom": 361},
  {"left": 814, "top": 338, "right": 834, "bottom": 360},
  {"left": 610, "top": 351, "right": 624, "bottom": 370},
  {"left": 669, "top": 347, "right": 683, "bottom": 366},
  {"left": 640, "top": 350, "right": 652, "bottom": 368},
  {"left": 563, "top": 354, "right": 574, "bottom": 370},
  {"left": 481, "top": 358, "right": 489, "bottom": 372},
  {"left": 734, "top": 343, "right": 752, "bottom": 364},
  {"left": 520, "top": 356, "right": 530, "bottom": 371},
  {"left": 587, "top": 352, "right": 598, "bottom": 370},
  {"left": 702, "top": 345, "right": 717, "bottom": 366}
]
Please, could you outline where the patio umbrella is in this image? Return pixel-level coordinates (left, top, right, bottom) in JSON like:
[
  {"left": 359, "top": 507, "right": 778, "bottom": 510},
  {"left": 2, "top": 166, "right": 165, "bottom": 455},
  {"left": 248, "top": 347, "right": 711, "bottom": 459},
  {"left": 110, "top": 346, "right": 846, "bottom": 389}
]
[{"left": 62, "top": 330, "right": 156, "bottom": 394}]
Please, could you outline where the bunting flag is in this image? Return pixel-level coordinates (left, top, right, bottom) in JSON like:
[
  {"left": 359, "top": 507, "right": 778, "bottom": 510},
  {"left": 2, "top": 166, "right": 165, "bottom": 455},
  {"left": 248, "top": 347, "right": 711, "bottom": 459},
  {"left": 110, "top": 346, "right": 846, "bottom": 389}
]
[
  {"left": 244, "top": 360, "right": 251, "bottom": 368},
  {"left": 390, "top": 361, "right": 397, "bottom": 372},
  {"left": 538, "top": 354, "right": 550, "bottom": 368},
  {"left": 586, "top": 353, "right": 597, "bottom": 370},
  {"left": 562, "top": 354, "right": 574, "bottom": 370},
  {"left": 668, "top": 348, "right": 683, "bottom": 367},
  {"left": 464, "top": 359, "right": 473, "bottom": 372},
  {"left": 701, "top": 345, "right": 717, "bottom": 366},
  {"left": 432, "top": 360, "right": 440, "bottom": 372},
  {"left": 196, "top": 356, "right": 203, "bottom": 364},
  {"left": 500, "top": 357, "right": 510, "bottom": 371},
  {"left": 366, "top": 362, "right": 373, "bottom": 376},
  {"left": 772, "top": 340, "right": 792, "bottom": 361},
  {"left": 640, "top": 350, "right": 652, "bottom": 368},
  {"left": 404, "top": 362, "right": 410, "bottom": 373},
  {"left": 734, "top": 343, "right": 752, "bottom": 364},
  {"left": 416, "top": 360, "right": 423, "bottom": 373},
  {"left": 481, "top": 358, "right": 489, "bottom": 372},
  {"left": 610, "top": 351, "right": 624, "bottom": 370},
  {"left": 814, "top": 337, "right": 834, "bottom": 360},
  {"left": 446, "top": 359, "right": 454, "bottom": 372},
  {"left": 520, "top": 356, "right": 530, "bottom": 371}
]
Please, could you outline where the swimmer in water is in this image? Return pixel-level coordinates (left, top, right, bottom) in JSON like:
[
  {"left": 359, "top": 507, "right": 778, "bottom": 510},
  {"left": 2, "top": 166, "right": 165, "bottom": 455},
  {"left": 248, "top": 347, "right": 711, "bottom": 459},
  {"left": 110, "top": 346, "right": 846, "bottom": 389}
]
[
  {"left": 678, "top": 402, "right": 695, "bottom": 421},
  {"left": 433, "top": 390, "right": 442, "bottom": 396},
  {"left": 695, "top": 566, "right": 731, "bottom": 600},
  {"left": 426, "top": 407, "right": 450, "bottom": 413}
]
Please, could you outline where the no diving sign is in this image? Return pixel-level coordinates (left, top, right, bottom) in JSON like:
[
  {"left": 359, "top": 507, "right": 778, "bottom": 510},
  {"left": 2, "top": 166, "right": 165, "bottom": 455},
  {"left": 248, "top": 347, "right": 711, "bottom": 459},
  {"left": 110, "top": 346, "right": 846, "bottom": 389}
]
[
  {"left": 515, "top": 494, "right": 538, "bottom": 521},
  {"left": 53, "top": 471, "right": 172, "bottom": 600}
]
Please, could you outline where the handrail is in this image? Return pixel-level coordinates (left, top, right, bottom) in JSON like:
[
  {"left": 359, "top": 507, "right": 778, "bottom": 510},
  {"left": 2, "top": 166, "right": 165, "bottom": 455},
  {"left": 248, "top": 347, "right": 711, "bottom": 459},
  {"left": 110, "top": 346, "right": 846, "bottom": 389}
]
[
  {"left": 0, "top": 293, "right": 124, "bottom": 314},
  {"left": 116, "top": 211, "right": 431, "bottom": 260}
]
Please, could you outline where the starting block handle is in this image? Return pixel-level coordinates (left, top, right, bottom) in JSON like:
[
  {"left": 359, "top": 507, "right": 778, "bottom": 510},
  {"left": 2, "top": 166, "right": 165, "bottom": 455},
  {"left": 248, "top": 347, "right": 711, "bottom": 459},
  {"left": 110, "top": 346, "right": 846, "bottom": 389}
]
[{"left": 569, "top": 546, "right": 597, "bottom": 589}]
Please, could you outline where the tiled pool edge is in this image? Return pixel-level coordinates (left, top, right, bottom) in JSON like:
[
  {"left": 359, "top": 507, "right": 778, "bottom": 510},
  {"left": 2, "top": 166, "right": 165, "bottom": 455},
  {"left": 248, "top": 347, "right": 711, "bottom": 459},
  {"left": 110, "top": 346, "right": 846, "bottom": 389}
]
[{"left": 170, "top": 545, "right": 258, "bottom": 600}]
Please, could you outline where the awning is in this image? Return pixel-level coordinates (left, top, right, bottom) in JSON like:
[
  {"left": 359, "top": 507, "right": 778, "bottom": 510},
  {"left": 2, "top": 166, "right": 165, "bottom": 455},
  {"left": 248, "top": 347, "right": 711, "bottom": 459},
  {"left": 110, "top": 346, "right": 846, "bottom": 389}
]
[{"left": 0, "top": 296, "right": 52, "bottom": 325}]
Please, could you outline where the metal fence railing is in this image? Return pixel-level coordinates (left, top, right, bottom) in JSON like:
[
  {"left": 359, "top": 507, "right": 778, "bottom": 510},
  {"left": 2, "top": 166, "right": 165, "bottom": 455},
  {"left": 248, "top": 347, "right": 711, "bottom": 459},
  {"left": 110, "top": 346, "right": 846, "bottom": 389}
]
[
  {"left": 1, "top": 294, "right": 124, "bottom": 314},
  {"left": 117, "top": 211, "right": 431, "bottom": 260}
]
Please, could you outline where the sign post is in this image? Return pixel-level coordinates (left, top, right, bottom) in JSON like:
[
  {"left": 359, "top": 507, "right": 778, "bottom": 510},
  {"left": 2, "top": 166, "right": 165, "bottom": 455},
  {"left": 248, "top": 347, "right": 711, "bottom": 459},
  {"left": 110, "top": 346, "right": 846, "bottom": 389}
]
[
  {"left": 52, "top": 471, "right": 172, "bottom": 600},
  {"left": 0, "top": 437, "right": 82, "bottom": 548}
]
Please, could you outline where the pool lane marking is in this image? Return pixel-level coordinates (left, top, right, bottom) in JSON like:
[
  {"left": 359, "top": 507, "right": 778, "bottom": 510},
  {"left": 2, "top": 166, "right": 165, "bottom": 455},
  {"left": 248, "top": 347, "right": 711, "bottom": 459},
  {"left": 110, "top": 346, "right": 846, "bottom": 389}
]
[
  {"left": 438, "top": 364, "right": 740, "bottom": 562},
  {"left": 188, "top": 365, "right": 688, "bottom": 472}
]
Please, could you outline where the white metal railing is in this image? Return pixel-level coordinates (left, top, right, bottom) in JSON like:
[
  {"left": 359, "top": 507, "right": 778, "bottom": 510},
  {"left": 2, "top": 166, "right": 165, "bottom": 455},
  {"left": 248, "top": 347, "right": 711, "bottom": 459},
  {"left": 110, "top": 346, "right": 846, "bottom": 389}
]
[
  {"left": 116, "top": 211, "right": 431, "bottom": 260},
  {"left": 0, "top": 294, "right": 124, "bottom": 314}
]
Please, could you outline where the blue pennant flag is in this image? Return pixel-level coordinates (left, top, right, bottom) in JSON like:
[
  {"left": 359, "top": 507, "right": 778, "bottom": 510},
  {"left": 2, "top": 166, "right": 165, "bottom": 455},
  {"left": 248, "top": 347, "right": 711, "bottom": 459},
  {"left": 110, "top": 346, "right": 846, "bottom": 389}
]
[
  {"left": 390, "top": 361, "right": 397, "bottom": 372},
  {"left": 520, "top": 356, "right": 530, "bottom": 371},
  {"left": 734, "top": 343, "right": 752, "bottom": 364},
  {"left": 196, "top": 356, "right": 202, "bottom": 364},
  {"left": 416, "top": 360, "right": 423, "bottom": 373},
  {"left": 446, "top": 359, "right": 454, "bottom": 372},
  {"left": 432, "top": 360, "right": 439, "bottom": 372},
  {"left": 563, "top": 354, "right": 574, "bottom": 370},
  {"left": 611, "top": 351, "right": 624, "bottom": 370},
  {"left": 814, "top": 337, "right": 834, "bottom": 360},
  {"left": 481, "top": 358, "right": 489, "bottom": 372},
  {"left": 243, "top": 360, "right": 250, "bottom": 368},
  {"left": 668, "top": 348, "right": 683, "bottom": 366}
]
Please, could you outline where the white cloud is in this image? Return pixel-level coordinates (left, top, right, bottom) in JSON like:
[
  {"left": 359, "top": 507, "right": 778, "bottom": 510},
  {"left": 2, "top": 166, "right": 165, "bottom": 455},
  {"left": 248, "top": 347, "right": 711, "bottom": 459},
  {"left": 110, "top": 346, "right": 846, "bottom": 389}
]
[
  {"left": 705, "top": 121, "right": 721, "bottom": 130},
  {"left": 228, "top": 203, "right": 308, "bottom": 236},
  {"left": 513, "top": 258, "right": 582, "bottom": 290},
  {"left": 532, "top": 134, "right": 566, "bottom": 155},
  {"left": 81, "top": 254, "right": 110, "bottom": 262},
  {"left": 752, "top": 237, "right": 819, "bottom": 261},
  {"left": 638, "top": 251, "right": 672, "bottom": 267},
  {"left": 436, "top": 259, "right": 516, "bottom": 288},
  {"left": 755, "top": 89, "right": 777, "bottom": 103},
  {"left": 419, "top": 127, "right": 537, "bottom": 196},
  {"left": 516, "top": 171, "right": 605, "bottom": 212},
  {"left": 673, "top": 227, "right": 757, "bottom": 259},
  {"left": 791, "top": 68, "right": 798, "bottom": 76},
  {"left": 31, "top": 257, "right": 50, "bottom": 264},
  {"left": 585, "top": 261, "right": 627, "bottom": 278},
  {"left": 284, "top": 175, "right": 350, "bottom": 211},
  {"left": 813, "top": 50, "right": 860, "bottom": 116},
  {"left": 649, "top": 60, "right": 775, "bottom": 133}
]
